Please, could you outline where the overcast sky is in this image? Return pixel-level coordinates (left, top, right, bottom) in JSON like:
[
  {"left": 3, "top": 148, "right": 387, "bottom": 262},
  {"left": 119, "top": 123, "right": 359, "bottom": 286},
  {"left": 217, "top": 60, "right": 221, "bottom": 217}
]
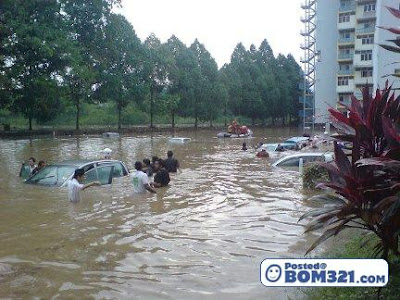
[{"left": 119, "top": 0, "right": 304, "bottom": 68}]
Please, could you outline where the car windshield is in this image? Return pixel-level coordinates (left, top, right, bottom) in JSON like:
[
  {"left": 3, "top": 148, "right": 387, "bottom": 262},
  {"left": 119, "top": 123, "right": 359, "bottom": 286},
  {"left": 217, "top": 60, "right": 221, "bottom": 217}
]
[{"left": 26, "top": 165, "right": 77, "bottom": 186}]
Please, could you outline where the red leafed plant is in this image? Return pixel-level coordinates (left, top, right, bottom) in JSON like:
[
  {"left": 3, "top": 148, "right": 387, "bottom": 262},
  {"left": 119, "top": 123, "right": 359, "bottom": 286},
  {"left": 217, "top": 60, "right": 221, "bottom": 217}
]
[{"left": 300, "top": 84, "right": 400, "bottom": 258}]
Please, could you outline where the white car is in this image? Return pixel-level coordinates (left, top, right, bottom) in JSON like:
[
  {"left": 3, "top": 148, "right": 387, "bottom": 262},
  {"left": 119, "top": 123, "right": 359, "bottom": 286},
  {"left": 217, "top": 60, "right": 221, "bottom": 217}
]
[
  {"left": 24, "top": 159, "right": 130, "bottom": 187},
  {"left": 272, "top": 152, "right": 334, "bottom": 167}
]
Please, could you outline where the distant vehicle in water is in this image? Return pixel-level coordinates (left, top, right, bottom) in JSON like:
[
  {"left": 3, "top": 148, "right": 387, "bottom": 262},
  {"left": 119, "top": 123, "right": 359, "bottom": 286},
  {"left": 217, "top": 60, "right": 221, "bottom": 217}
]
[
  {"left": 283, "top": 137, "right": 310, "bottom": 149},
  {"left": 25, "top": 159, "right": 129, "bottom": 187},
  {"left": 217, "top": 119, "right": 253, "bottom": 138},
  {"left": 168, "top": 137, "right": 191, "bottom": 143},
  {"left": 102, "top": 132, "right": 120, "bottom": 138},
  {"left": 272, "top": 152, "right": 334, "bottom": 168},
  {"left": 258, "top": 142, "right": 298, "bottom": 152}
]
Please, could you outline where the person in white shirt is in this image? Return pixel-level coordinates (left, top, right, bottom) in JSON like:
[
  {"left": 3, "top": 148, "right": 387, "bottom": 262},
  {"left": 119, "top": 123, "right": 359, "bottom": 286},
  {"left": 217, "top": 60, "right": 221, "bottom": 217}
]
[
  {"left": 68, "top": 169, "right": 101, "bottom": 203},
  {"left": 131, "top": 161, "right": 156, "bottom": 194},
  {"left": 103, "top": 148, "right": 112, "bottom": 159},
  {"left": 27, "top": 157, "right": 37, "bottom": 174}
]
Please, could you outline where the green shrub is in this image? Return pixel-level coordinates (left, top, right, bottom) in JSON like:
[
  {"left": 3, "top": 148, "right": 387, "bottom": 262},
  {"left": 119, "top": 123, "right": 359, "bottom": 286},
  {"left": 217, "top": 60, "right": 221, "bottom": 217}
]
[{"left": 302, "top": 162, "right": 329, "bottom": 190}]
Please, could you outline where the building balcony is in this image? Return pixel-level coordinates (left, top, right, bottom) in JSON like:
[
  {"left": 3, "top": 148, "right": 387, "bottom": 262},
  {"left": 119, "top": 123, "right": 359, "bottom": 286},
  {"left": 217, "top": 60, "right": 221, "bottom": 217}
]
[
  {"left": 338, "top": 98, "right": 351, "bottom": 107},
  {"left": 354, "top": 56, "right": 373, "bottom": 68},
  {"left": 338, "top": 69, "right": 354, "bottom": 76},
  {"left": 356, "top": 26, "right": 375, "bottom": 34},
  {"left": 337, "top": 80, "right": 355, "bottom": 93},
  {"left": 357, "top": 11, "right": 376, "bottom": 20},
  {"left": 355, "top": 0, "right": 376, "bottom": 4},
  {"left": 338, "top": 16, "right": 356, "bottom": 30},
  {"left": 354, "top": 76, "right": 373, "bottom": 85},
  {"left": 355, "top": 39, "right": 374, "bottom": 49},
  {"left": 338, "top": 36, "right": 355, "bottom": 45},
  {"left": 339, "top": 4, "right": 356, "bottom": 12},
  {"left": 338, "top": 52, "right": 354, "bottom": 61}
]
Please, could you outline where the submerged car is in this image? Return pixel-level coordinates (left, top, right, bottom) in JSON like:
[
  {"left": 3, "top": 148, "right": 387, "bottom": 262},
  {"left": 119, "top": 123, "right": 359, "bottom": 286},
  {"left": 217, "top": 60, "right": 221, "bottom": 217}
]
[
  {"left": 284, "top": 137, "right": 310, "bottom": 149},
  {"left": 272, "top": 152, "right": 334, "bottom": 168},
  {"left": 259, "top": 142, "right": 299, "bottom": 152},
  {"left": 25, "top": 159, "right": 129, "bottom": 187}
]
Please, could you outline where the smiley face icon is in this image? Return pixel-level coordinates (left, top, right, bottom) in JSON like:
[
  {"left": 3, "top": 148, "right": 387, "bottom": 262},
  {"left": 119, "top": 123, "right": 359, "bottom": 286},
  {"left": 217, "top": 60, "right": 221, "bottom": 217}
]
[{"left": 265, "top": 264, "right": 282, "bottom": 282}]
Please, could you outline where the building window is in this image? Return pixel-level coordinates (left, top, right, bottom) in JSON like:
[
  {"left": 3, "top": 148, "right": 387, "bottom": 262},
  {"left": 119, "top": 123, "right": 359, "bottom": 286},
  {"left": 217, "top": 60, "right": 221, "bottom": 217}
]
[
  {"left": 360, "top": 50, "right": 372, "bottom": 61},
  {"left": 339, "top": 94, "right": 352, "bottom": 103},
  {"left": 364, "top": 3, "right": 376, "bottom": 12},
  {"left": 361, "top": 68, "right": 373, "bottom": 77},
  {"left": 361, "top": 35, "right": 374, "bottom": 44},
  {"left": 339, "top": 64, "right": 351, "bottom": 71},
  {"left": 363, "top": 22, "right": 375, "bottom": 29},
  {"left": 338, "top": 77, "right": 349, "bottom": 86},
  {"left": 339, "top": 13, "right": 351, "bottom": 23},
  {"left": 340, "top": 31, "right": 351, "bottom": 39}
]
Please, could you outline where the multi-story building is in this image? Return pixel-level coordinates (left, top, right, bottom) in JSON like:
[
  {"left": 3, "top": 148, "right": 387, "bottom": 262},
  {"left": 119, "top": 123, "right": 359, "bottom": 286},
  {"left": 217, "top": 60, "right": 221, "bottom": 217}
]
[{"left": 304, "top": 0, "right": 400, "bottom": 124}]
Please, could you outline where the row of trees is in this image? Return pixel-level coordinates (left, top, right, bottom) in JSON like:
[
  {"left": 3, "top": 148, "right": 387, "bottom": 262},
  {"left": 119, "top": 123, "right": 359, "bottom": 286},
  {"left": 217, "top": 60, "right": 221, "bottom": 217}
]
[{"left": 0, "top": 0, "right": 303, "bottom": 130}]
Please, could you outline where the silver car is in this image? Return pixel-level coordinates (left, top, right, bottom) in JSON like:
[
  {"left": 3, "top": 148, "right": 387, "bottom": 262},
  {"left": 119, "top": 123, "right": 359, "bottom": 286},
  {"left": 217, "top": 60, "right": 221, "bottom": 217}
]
[
  {"left": 25, "top": 159, "right": 129, "bottom": 187},
  {"left": 272, "top": 152, "right": 334, "bottom": 168}
]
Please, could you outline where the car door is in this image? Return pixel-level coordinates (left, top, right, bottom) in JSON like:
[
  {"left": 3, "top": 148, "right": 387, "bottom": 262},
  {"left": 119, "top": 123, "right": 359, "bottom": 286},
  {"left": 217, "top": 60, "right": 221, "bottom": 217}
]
[
  {"left": 82, "top": 165, "right": 114, "bottom": 185},
  {"left": 97, "top": 161, "right": 128, "bottom": 177}
]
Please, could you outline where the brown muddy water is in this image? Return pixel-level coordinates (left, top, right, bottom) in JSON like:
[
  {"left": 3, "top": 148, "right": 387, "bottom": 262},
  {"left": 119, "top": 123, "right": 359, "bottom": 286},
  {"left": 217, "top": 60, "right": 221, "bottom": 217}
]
[{"left": 0, "top": 128, "right": 323, "bottom": 299}]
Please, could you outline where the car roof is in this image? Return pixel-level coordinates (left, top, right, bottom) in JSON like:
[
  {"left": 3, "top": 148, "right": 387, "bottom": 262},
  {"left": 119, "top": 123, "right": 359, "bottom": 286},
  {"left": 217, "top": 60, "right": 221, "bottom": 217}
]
[
  {"left": 285, "top": 137, "right": 310, "bottom": 143},
  {"left": 49, "top": 159, "right": 123, "bottom": 167},
  {"left": 278, "top": 152, "right": 328, "bottom": 159},
  {"left": 273, "top": 152, "right": 333, "bottom": 166}
]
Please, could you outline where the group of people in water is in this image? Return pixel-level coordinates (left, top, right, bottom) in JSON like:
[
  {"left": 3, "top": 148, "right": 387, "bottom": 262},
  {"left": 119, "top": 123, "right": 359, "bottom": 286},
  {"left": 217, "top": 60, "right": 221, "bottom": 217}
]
[
  {"left": 227, "top": 119, "right": 249, "bottom": 135},
  {"left": 132, "top": 151, "right": 180, "bottom": 194},
  {"left": 20, "top": 148, "right": 181, "bottom": 202},
  {"left": 241, "top": 142, "right": 270, "bottom": 158},
  {"left": 19, "top": 157, "right": 47, "bottom": 178},
  {"left": 67, "top": 150, "right": 181, "bottom": 201}
]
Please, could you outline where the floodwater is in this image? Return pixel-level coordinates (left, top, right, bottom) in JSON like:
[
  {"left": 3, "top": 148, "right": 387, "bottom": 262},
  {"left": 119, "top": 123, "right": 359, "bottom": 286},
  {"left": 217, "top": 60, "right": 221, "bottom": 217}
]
[{"left": 0, "top": 128, "right": 322, "bottom": 299}]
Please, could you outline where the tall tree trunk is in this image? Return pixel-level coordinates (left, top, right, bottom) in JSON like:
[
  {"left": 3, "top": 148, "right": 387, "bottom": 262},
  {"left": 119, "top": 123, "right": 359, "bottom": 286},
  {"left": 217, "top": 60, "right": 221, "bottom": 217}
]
[
  {"left": 28, "top": 116, "right": 32, "bottom": 131},
  {"left": 76, "top": 97, "right": 80, "bottom": 131},
  {"left": 224, "top": 102, "right": 227, "bottom": 127},
  {"left": 252, "top": 117, "right": 255, "bottom": 126},
  {"left": 282, "top": 115, "right": 286, "bottom": 126},
  {"left": 171, "top": 110, "right": 175, "bottom": 129},
  {"left": 194, "top": 114, "right": 198, "bottom": 129},
  {"left": 150, "top": 90, "right": 154, "bottom": 128},
  {"left": 118, "top": 105, "right": 122, "bottom": 130}
]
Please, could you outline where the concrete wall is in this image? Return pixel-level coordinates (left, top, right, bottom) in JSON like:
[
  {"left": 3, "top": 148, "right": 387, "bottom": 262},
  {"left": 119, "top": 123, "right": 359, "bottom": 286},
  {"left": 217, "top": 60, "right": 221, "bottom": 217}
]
[{"left": 314, "top": 0, "right": 339, "bottom": 124}]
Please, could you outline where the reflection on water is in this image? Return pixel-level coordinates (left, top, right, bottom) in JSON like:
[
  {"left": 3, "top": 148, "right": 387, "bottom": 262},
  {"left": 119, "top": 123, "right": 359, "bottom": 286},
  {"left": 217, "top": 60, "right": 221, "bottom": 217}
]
[{"left": 0, "top": 128, "right": 319, "bottom": 299}]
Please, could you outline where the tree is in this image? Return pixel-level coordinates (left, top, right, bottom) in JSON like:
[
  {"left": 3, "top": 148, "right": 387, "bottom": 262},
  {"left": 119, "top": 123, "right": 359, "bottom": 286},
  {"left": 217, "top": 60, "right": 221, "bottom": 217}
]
[
  {"left": 1, "top": 0, "right": 71, "bottom": 130},
  {"left": 98, "top": 14, "right": 143, "bottom": 129},
  {"left": 189, "top": 39, "right": 221, "bottom": 127},
  {"left": 143, "top": 34, "right": 169, "bottom": 128},
  {"left": 256, "top": 39, "right": 280, "bottom": 124},
  {"left": 164, "top": 35, "right": 199, "bottom": 123},
  {"left": 60, "top": 0, "right": 122, "bottom": 130}
]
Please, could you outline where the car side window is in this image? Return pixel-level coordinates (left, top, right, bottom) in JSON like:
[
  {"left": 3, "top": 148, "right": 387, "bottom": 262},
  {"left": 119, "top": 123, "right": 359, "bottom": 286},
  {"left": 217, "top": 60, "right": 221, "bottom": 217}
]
[
  {"left": 83, "top": 164, "right": 95, "bottom": 173},
  {"left": 83, "top": 165, "right": 114, "bottom": 185},
  {"left": 97, "top": 162, "right": 126, "bottom": 177},
  {"left": 82, "top": 168, "right": 98, "bottom": 184},
  {"left": 279, "top": 157, "right": 300, "bottom": 167},
  {"left": 97, "top": 165, "right": 114, "bottom": 184}
]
